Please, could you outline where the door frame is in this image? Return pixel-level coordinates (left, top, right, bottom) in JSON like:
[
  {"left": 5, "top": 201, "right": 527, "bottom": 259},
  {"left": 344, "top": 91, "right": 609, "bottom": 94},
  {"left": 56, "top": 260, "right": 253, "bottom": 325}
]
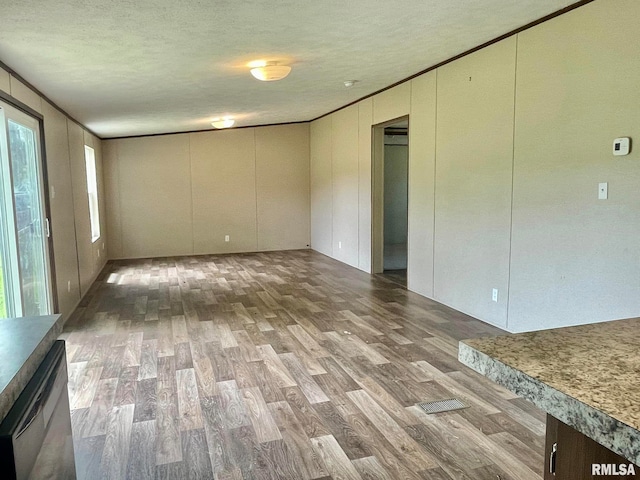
[
  {"left": 371, "top": 115, "right": 409, "bottom": 274},
  {"left": 0, "top": 90, "right": 58, "bottom": 316}
]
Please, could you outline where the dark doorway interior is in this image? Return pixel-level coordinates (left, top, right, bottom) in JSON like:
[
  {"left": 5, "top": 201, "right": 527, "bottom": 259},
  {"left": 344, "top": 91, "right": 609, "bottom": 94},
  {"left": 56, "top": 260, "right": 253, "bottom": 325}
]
[{"left": 382, "top": 122, "right": 408, "bottom": 286}]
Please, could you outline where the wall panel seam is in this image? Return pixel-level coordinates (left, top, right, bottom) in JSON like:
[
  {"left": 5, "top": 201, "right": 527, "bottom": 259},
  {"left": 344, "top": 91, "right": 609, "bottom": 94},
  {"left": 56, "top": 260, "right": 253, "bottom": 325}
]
[
  {"left": 188, "top": 134, "right": 195, "bottom": 254},
  {"left": 330, "top": 116, "right": 334, "bottom": 258},
  {"left": 431, "top": 69, "right": 439, "bottom": 299},
  {"left": 115, "top": 140, "right": 123, "bottom": 259},
  {"left": 65, "top": 119, "right": 83, "bottom": 296},
  {"left": 254, "top": 129, "right": 259, "bottom": 250},
  {"left": 505, "top": 34, "right": 519, "bottom": 331},
  {"left": 357, "top": 105, "right": 360, "bottom": 268},
  {"left": 308, "top": 124, "right": 311, "bottom": 247}
]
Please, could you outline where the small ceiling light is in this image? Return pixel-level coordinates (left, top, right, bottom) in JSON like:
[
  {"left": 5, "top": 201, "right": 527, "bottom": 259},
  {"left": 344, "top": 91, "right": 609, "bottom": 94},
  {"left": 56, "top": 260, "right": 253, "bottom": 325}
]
[
  {"left": 211, "top": 117, "right": 235, "bottom": 129},
  {"left": 344, "top": 80, "right": 358, "bottom": 87},
  {"left": 250, "top": 61, "right": 292, "bottom": 82}
]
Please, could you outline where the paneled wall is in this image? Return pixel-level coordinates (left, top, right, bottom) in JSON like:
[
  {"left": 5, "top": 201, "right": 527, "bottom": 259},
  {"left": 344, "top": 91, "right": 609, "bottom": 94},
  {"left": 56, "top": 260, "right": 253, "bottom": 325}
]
[
  {"left": 0, "top": 70, "right": 107, "bottom": 321},
  {"left": 310, "top": 116, "right": 333, "bottom": 257},
  {"left": 508, "top": 1, "right": 640, "bottom": 332},
  {"left": 331, "top": 105, "right": 360, "bottom": 267},
  {"left": 434, "top": 37, "right": 516, "bottom": 328},
  {"left": 255, "top": 125, "right": 311, "bottom": 251},
  {"left": 309, "top": 0, "right": 640, "bottom": 332},
  {"left": 407, "top": 73, "right": 437, "bottom": 298},
  {"left": 104, "top": 123, "right": 310, "bottom": 259}
]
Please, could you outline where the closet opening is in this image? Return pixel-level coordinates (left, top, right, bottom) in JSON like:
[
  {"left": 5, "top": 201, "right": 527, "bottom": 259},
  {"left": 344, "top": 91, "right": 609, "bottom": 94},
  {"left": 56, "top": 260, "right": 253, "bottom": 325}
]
[{"left": 371, "top": 116, "right": 408, "bottom": 286}]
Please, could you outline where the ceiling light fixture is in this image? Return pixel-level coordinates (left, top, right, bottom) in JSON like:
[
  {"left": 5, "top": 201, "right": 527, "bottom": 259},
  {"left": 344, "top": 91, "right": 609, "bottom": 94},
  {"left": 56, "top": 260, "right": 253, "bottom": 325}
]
[
  {"left": 250, "top": 61, "right": 292, "bottom": 82},
  {"left": 211, "top": 117, "right": 235, "bottom": 129},
  {"left": 344, "top": 80, "right": 358, "bottom": 87}
]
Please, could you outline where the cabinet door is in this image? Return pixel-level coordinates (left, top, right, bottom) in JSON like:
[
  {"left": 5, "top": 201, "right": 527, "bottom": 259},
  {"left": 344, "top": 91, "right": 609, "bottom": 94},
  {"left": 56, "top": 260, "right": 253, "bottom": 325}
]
[
  {"left": 545, "top": 414, "right": 637, "bottom": 479},
  {"left": 544, "top": 414, "right": 558, "bottom": 480}
]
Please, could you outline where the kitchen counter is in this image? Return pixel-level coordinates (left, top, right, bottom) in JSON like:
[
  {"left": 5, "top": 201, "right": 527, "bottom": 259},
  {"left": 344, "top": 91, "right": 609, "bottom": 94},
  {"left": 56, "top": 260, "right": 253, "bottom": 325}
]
[
  {"left": 458, "top": 317, "right": 640, "bottom": 466},
  {"left": 0, "top": 315, "right": 64, "bottom": 422}
]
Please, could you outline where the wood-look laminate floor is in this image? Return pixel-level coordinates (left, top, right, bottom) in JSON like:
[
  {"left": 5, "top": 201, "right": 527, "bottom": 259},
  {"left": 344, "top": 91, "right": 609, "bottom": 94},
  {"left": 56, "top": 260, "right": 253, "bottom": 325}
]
[{"left": 62, "top": 249, "right": 546, "bottom": 480}]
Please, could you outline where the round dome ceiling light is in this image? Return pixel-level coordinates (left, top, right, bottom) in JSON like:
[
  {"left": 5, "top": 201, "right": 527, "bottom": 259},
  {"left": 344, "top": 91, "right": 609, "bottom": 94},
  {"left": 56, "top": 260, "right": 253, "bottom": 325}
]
[
  {"left": 211, "top": 117, "right": 235, "bottom": 129},
  {"left": 250, "top": 61, "right": 292, "bottom": 82}
]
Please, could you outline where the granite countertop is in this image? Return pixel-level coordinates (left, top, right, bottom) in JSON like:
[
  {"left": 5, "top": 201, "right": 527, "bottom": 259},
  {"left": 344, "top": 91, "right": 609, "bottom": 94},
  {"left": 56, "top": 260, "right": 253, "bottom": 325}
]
[
  {"left": 459, "top": 317, "right": 640, "bottom": 466},
  {"left": 0, "top": 315, "right": 64, "bottom": 422}
]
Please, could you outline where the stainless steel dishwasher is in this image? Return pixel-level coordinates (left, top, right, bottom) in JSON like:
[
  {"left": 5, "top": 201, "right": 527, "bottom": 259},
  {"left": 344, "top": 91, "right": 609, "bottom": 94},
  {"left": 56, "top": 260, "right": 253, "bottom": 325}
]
[{"left": 0, "top": 340, "right": 76, "bottom": 479}]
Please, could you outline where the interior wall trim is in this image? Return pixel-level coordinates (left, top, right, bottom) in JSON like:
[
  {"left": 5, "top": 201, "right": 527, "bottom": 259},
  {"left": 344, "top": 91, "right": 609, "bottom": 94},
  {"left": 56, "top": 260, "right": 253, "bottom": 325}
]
[
  {"left": 0, "top": 89, "right": 43, "bottom": 121},
  {"left": 311, "top": 0, "right": 595, "bottom": 122},
  {"left": 105, "top": 120, "right": 311, "bottom": 141},
  {"left": 0, "top": 0, "right": 595, "bottom": 140},
  {"left": 0, "top": 59, "right": 100, "bottom": 139}
]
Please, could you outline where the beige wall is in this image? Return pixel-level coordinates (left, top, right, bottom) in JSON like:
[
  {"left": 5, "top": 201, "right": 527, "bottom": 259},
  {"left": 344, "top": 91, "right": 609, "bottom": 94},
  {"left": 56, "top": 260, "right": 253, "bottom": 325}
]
[
  {"left": 310, "top": 116, "right": 333, "bottom": 257},
  {"left": 331, "top": 105, "right": 360, "bottom": 267},
  {"left": 118, "top": 134, "right": 193, "bottom": 258},
  {"left": 0, "top": 69, "right": 107, "bottom": 321},
  {"left": 104, "top": 123, "right": 310, "bottom": 259},
  {"left": 309, "top": 0, "right": 640, "bottom": 332},
  {"left": 255, "top": 124, "right": 310, "bottom": 251},
  {"left": 434, "top": 37, "right": 516, "bottom": 329},
  {"left": 508, "top": 0, "right": 640, "bottom": 332},
  {"left": 407, "top": 72, "right": 437, "bottom": 298},
  {"left": 357, "top": 98, "right": 374, "bottom": 271},
  {"left": 41, "top": 102, "right": 81, "bottom": 317}
]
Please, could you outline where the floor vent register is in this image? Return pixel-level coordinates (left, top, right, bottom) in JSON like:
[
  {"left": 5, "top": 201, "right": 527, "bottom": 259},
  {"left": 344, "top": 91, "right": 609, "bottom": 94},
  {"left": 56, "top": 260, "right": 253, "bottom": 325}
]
[{"left": 416, "top": 398, "right": 468, "bottom": 414}]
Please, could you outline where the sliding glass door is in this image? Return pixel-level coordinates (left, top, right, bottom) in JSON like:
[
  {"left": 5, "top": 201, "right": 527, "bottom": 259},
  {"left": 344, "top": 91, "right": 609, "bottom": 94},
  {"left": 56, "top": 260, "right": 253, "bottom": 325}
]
[{"left": 0, "top": 100, "right": 52, "bottom": 318}]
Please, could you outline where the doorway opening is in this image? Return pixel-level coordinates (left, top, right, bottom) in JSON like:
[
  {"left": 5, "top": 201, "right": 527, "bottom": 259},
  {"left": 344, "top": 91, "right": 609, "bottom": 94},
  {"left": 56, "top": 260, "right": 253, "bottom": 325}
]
[{"left": 371, "top": 117, "right": 408, "bottom": 286}]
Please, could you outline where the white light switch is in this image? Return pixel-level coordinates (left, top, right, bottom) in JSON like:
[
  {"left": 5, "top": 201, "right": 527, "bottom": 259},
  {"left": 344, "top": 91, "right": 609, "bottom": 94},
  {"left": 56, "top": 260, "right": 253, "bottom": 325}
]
[
  {"left": 598, "top": 183, "right": 608, "bottom": 200},
  {"left": 224, "top": 235, "right": 230, "bottom": 242}
]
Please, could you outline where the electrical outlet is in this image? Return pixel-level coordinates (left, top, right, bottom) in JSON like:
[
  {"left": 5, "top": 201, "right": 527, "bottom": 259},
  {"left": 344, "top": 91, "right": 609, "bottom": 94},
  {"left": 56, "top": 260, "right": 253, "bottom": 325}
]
[
  {"left": 97, "top": 249, "right": 100, "bottom": 258},
  {"left": 67, "top": 280, "right": 71, "bottom": 293},
  {"left": 225, "top": 235, "right": 230, "bottom": 242},
  {"left": 492, "top": 288, "right": 498, "bottom": 302},
  {"left": 338, "top": 241, "right": 342, "bottom": 249}
]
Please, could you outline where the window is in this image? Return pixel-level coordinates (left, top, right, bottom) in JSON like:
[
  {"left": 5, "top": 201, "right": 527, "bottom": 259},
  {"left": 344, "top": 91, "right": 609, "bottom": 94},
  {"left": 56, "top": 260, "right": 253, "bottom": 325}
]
[{"left": 84, "top": 145, "right": 100, "bottom": 242}]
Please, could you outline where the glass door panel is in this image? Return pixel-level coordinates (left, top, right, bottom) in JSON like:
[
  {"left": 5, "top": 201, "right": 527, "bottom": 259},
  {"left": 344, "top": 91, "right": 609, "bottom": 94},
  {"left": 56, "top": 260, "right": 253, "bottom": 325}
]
[
  {"left": 0, "top": 255, "right": 6, "bottom": 317},
  {"left": 8, "top": 119, "right": 49, "bottom": 316},
  {"left": 0, "top": 101, "right": 52, "bottom": 318}
]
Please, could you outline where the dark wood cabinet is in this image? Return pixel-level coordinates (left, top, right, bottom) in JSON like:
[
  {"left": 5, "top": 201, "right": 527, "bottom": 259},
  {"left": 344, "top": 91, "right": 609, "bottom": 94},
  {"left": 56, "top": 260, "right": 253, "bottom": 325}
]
[{"left": 544, "top": 415, "right": 638, "bottom": 479}]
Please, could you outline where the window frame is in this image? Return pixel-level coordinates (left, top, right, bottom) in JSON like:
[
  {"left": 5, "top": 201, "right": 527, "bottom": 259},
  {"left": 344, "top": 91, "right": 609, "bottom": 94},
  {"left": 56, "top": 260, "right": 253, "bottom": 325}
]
[{"left": 84, "top": 145, "right": 101, "bottom": 243}]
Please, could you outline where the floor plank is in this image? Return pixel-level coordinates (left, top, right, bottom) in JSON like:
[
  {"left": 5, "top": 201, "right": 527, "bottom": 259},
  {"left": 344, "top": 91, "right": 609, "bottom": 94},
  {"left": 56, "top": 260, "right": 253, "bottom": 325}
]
[
  {"left": 99, "top": 404, "right": 135, "bottom": 479},
  {"left": 310, "top": 434, "right": 363, "bottom": 480},
  {"left": 176, "top": 368, "right": 203, "bottom": 430},
  {"left": 126, "top": 419, "right": 155, "bottom": 480},
  {"left": 64, "top": 250, "right": 545, "bottom": 479},
  {"left": 241, "top": 386, "right": 282, "bottom": 443}
]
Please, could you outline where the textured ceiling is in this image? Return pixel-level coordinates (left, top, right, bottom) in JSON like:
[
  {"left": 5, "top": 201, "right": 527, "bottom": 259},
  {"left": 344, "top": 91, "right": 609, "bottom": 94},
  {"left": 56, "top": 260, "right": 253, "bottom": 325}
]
[{"left": 0, "top": 0, "right": 580, "bottom": 138}]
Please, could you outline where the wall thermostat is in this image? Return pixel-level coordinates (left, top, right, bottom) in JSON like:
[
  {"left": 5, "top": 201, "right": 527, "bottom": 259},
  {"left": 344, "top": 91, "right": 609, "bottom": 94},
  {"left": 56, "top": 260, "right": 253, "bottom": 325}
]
[{"left": 613, "top": 137, "right": 630, "bottom": 156}]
